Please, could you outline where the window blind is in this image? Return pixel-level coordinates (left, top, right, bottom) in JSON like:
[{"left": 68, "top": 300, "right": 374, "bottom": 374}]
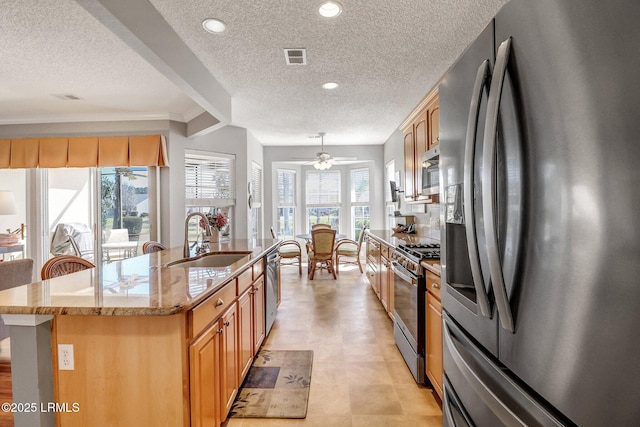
[
  {"left": 351, "top": 168, "right": 370, "bottom": 204},
  {"left": 277, "top": 169, "right": 296, "bottom": 206},
  {"left": 251, "top": 162, "right": 262, "bottom": 205},
  {"left": 306, "top": 170, "right": 341, "bottom": 205},
  {"left": 185, "top": 153, "right": 235, "bottom": 207}
]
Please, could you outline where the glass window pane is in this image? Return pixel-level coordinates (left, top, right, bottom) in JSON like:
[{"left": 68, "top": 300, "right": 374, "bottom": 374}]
[{"left": 277, "top": 207, "right": 295, "bottom": 239}]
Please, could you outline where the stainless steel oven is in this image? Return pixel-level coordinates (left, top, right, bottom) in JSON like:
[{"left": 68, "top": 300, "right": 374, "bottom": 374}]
[{"left": 392, "top": 251, "right": 426, "bottom": 384}]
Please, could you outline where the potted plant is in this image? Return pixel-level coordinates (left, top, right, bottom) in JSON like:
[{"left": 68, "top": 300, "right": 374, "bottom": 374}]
[{"left": 123, "top": 214, "right": 143, "bottom": 242}]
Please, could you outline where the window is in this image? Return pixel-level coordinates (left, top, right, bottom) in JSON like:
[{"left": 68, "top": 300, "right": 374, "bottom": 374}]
[
  {"left": 276, "top": 169, "right": 296, "bottom": 239},
  {"left": 385, "top": 160, "right": 395, "bottom": 203},
  {"left": 350, "top": 168, "right": 370, "bottom": 240},
  {"left": 306, "top": 170, "right": 341, "bottom": 231},
  {"left": 185, "top": 152, "right": 235, "bottom": 239},
  {"left": 249, "top": 162, "right": 262, "bottom": 240}
]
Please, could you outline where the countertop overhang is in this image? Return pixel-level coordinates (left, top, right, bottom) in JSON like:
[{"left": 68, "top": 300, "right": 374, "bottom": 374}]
[{"left": 0, "top": 239, "right": 279, "bottom": 316}]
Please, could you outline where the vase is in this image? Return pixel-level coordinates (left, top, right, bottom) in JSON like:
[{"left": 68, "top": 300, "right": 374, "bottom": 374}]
[{"left": 209, "top": 228, "right": 220, "bottom": 243}]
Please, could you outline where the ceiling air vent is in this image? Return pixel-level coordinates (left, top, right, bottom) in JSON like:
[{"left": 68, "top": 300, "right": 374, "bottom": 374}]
[
  {"left": 284, "top": 48, "right": 307, "bottom": 65},
  {"left": 53, "top": 94, "right": 82, "bottom": 100}
]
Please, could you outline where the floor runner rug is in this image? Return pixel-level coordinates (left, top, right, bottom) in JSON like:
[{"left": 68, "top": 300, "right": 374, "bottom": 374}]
[{"left": 229, "top": 349, "right": 313, "bottom": 418}]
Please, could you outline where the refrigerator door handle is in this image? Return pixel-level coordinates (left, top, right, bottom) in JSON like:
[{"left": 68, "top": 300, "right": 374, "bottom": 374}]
[
  {"left": 481, "top": 37, "right": 515, "bottom": 332},
  {"left": 444, "top": 319, "right": 527, "bottom": 426},
  {"left": 463, "top": 59, "right": 492, "bottom": 319}
]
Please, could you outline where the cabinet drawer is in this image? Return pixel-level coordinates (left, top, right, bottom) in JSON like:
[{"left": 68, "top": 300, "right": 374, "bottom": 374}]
[
  {"left": 252, "top": 260, "right": 264, "bottom": 280},
  {"left": 425, "top": 270, "right": 441, "bottom": 300},
  {"left": 237, "top": 268, "right": 253, "bottom": 296},
  {"left": 191, "top": 282, "right": 236, "bottom": 337},
  {"left": 381, "top": 245, "right": 389, "bottom": 258}
]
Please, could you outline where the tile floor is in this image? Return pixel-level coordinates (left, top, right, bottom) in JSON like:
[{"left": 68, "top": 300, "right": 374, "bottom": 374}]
[{"left": 225, "top": 263, "right": 442, "bottom": 427}]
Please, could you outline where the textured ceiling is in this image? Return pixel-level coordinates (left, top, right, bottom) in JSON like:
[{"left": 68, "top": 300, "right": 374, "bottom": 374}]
[
  {"left": 0, "top": 0, "right": 509, "bottom": 146},
  {"left": 0, "top": 0, "right": 203, "bottom": 124}
]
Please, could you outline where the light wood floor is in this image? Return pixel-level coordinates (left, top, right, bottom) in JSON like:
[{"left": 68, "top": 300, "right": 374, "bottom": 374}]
[{"left": 225, "top": 263, "right": 442, "bottom": 427}]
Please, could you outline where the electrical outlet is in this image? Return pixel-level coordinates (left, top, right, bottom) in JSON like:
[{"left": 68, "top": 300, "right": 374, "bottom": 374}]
[{"left": 58, "top": 344, "right": 74, "bottom": 371}]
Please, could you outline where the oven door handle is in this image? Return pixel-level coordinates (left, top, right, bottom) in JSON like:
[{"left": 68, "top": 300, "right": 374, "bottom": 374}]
[{"left": 391, "top": 262, "right": 418, "bottom": 285}]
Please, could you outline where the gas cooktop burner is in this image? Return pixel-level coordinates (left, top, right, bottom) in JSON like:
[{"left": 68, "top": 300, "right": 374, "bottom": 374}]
[{"left": 397, "top": 243, "right": 441, "bottom": 260}]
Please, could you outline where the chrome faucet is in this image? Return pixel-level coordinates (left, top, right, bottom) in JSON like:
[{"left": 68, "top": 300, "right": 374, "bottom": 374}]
[{"left": 184, "top": 212, "right": 212, "bottom": 257}]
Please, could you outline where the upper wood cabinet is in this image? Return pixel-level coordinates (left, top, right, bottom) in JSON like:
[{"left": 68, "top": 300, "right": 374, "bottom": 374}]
[{"left": 400, "top": 91, "right": 439, "bottom": 202}]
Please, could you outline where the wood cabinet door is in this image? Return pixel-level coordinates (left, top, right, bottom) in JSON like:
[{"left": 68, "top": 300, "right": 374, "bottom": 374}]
[
  {"left": 403, "top": 129, "right": 415, "bottom": 200},
  {"left": 220, "top": 304, "right": 239, "bottom": 421},
  {"left": 238, "top": 288, "right": 253, "bottom": 382},
  {"left": 380, "top": 255, "right": 389, "bottom": 311},
  {"left": 189, "top": 322, "right": 221, "bottom": 427},
  {"left": 414, "top": 111, "right": 428, "bottom": 194},
  {"left": 429, "top": 104, "right": 440, "bottom": 149},
  {"left": 426, "top": 292, "right": 443, "bottom": 398},
  {"left": 253, "top": 275, "right": 266, "bottom": 352}
]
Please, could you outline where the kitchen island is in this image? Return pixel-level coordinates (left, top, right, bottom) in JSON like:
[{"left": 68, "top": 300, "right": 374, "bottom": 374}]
[{"left": 0, "top": 238, "right": 278, "bottom": 427}]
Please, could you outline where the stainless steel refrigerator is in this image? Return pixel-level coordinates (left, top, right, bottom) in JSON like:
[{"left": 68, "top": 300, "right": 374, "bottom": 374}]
[{"left": 439, "top": 0, "right": 640, "bottom": 425}]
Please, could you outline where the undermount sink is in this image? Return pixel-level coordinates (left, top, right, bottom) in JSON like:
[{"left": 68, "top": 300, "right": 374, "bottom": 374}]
[{"left": 165, "top": 252, "right": 252, "bottom": 268}]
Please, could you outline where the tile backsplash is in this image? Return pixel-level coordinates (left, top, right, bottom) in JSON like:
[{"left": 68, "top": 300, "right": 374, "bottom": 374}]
[{"left": 414, "top": 203, "right": 441, "bottom": 240}]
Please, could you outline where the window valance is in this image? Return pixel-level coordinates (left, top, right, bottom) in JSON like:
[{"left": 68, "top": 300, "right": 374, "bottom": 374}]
[{"left": 0, "top": 134, "right": 168, "bottom": 168}]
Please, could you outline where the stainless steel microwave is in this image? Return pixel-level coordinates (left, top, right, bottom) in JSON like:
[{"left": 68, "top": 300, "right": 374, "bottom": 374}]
[{"left": 421, "top": 146, "right": 440, "bottom": 197}]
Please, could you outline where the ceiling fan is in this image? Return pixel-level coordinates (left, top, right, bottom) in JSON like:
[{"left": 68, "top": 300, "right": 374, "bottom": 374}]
[{"left": 290, "top": 132, "right": 357, "bottom": 169}]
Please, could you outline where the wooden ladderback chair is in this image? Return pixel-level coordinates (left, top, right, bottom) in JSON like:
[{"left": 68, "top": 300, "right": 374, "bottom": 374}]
[
  {"left": 334, "top": 228, "right": 367, "bottom": 274},
  {"left": 41, "top": 255, "right": 95, "bottom": 280},
  {"left": 307, "top": 228, "right": 337, "bottom": 280},
  {"left": 142, "top": 241, "right": 167, "bottom": 254},
  {"left": 270, "top": 227, "right": 302, "bottom": 275}
]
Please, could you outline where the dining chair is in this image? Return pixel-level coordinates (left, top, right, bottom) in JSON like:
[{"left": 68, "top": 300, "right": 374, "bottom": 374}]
[
  {"left": 307, "top": 228, "right": 337, "bottom": 280},
  {"left": 142, "top": 241, "right": 167, "bottom": 254},
  {"left": 270, "top": 227, "right": 302, "bottom": 275},
  {"left": 41, "top": 255, "right": 95, "bottom": 280},
  {"left": 0, "top": 259, "right": 35, "bottom": 340},
  {"left": 311, "top": 224, "right": 331, "bottom": 230},
  {"left": 334, "top": 228, "right": 367, "bottom": 273}
]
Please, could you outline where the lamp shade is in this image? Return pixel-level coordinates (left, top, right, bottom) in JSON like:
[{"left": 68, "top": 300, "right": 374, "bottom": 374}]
[{"left": 0, "top": 191, "right": 17, "bottom": 215}]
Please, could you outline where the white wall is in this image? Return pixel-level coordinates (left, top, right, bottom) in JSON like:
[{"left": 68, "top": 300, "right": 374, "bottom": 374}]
[
  {"left": 165, "top": 124, "right": 263, "bottom": 246},
  {"left": 0, "top": 169, "right": 27, "bottom": 235}
]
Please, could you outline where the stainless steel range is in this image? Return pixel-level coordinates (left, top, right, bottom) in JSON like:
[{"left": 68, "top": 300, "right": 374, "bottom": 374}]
[{"left": 392, "top": 242, "right": 440, "bottom": 384}]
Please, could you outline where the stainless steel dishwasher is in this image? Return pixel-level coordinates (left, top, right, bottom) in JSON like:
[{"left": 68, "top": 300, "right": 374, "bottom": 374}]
[{"left": 265, "top": 248, "right": 278, "bottom": 335}]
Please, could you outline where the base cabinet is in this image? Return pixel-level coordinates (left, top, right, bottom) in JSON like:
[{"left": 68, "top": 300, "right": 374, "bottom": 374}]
[
  {"left": 221, "top": 304, "right": 239, "bottom": 419},
  {"left": 238, "top": 288, "right": 254, "bottom": 382},
  {"left": 253, "top": 275, "right": 266, "bottom": 351},
  {"left": 426, "top": 290, "right": 443, "bottom": 398},
  {"left": 190, "top": 322, "right": 222, "bottom": 427}
]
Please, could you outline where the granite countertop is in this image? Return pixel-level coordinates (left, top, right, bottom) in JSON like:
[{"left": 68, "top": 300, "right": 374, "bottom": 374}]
[
  {"left": 366, "top": 229, "right": 440, "bottom": 247},
  {"left": 0, "top": 239, "right": 279, "bottom": 316}
]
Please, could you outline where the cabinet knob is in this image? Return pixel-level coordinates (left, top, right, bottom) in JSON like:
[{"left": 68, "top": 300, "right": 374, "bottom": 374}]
[
  {"left": 215, "top": 298, "right": 224, "bottom": 307},
  {"left": 224, "top": 321, "right": 230, "bottom": 327},
  {"left": 433, "top": 282, "right": 440, "bottom": 289},
  {"left": 217, "top": 328, "right": 224, "bottom": 334}
]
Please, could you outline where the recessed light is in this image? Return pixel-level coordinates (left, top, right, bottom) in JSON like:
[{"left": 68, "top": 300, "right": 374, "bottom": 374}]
[
  {"left": 318, "top": 1, "right": 342, "bottom": 18},
  {"left": 202, "top": 18, "right": 226, "bottom": 34},
  {"left": 322, "top": 82, "right": 339, "bottom": 90}
]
